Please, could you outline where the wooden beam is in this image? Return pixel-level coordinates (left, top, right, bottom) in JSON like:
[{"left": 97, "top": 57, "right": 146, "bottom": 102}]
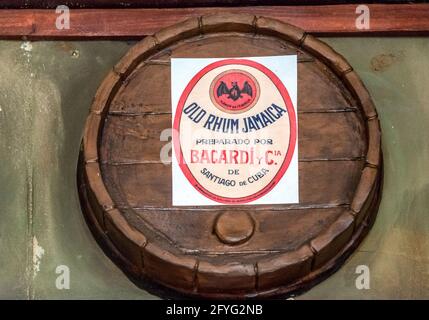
[
  {"left": 0, "top": 1, "right": 421, "bottom": 9},
  {"left": 0, "top": 4, "right": 428, "bottom": 39}
]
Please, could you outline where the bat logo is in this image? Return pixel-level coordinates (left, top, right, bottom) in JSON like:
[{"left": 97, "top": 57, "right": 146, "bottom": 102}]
[
  {"left": 210, "top": 69, "right": 259, "bottom": 113},
  {"left": 216, "top": 81, "right": 253, "bottom": 101}
]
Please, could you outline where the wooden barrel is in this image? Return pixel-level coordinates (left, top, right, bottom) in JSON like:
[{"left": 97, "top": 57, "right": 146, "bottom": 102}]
[{"left": 78, "top": 14, "right": 382, "bottom": 299}]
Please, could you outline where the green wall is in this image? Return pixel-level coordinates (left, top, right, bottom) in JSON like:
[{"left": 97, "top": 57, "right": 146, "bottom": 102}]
[{"left": 0, "top": 38, "right": 427, "bottom": 299}]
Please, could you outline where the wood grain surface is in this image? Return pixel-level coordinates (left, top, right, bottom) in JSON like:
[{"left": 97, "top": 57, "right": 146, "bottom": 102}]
[
  {"left": 0, "top": 4, "right": 428, "bottom": 39},
  {"left": 0, "top": 0, "right": 420, "bottom": 9}
]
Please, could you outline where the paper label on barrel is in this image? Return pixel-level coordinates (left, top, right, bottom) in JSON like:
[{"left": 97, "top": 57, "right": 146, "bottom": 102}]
[{"left": 171, "top": 56, "right": 298, "bottom": 205}]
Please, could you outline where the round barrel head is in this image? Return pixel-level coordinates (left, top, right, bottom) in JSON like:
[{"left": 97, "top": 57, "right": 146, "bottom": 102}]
[{"left": 78, "top": 14, "right": 382, "bottom": 299}]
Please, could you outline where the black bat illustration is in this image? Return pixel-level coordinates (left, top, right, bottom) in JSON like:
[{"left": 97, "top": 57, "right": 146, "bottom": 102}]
[{"left": 216, "top": 81, "right": 253, "bottom": 101}]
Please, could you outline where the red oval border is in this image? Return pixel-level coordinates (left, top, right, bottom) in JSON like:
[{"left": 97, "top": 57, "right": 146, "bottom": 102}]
[{"left": 173, "top": 58, "right": 297, "bottom": 204}]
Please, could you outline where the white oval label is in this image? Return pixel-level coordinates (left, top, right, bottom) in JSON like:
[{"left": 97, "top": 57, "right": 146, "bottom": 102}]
[{"left": 173, "top": 58, "right": 297, "bottom": 204}]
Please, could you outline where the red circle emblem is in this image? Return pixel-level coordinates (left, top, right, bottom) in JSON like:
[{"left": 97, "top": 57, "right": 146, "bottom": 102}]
[{"left": 210, "top": 69, "right": 260, "bottom": 113}]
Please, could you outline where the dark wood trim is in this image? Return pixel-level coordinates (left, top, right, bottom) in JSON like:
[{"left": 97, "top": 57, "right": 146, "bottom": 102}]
[
  {"left": 0, "top": 1, "right": 425, "bottom": 9},
  {"left": 0, "top": 4, "right": 428, "bottom": 39}
]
